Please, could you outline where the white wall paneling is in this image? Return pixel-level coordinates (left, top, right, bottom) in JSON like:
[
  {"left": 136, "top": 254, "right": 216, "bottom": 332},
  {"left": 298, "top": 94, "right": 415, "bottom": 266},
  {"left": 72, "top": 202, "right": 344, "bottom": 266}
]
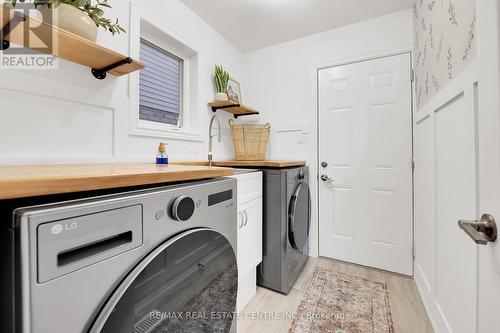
[
  {"left": 414, "top": 62, "right": 478, "bottom": 333},
  {"left": 0, "top": 70, "right": 121, "bottom": 164}
]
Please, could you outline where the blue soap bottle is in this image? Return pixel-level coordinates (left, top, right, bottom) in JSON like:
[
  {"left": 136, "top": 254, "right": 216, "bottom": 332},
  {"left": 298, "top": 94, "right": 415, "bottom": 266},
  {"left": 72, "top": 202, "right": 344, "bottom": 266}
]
[{"left": 156, "top": 142, "right": 169, "bottom": 165}]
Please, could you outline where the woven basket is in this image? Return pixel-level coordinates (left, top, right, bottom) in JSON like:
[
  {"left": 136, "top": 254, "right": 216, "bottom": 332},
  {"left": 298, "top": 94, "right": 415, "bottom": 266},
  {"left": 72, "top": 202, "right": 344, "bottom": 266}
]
[{"left": 229, "top": 120, "right": 271, "bottom": 161}]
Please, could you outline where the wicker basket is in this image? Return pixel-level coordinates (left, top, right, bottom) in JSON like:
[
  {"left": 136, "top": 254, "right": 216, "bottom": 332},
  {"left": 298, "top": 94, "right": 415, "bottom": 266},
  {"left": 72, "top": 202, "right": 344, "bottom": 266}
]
[{"left": 229, "top": 119, "right": 271, "bottom": 161}]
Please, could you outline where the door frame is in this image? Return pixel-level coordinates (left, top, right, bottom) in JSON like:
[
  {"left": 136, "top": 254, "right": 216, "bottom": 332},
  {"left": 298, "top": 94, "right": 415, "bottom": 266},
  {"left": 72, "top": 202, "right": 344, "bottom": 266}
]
[
  {"left": 477, "top": 0, "right": 500, "bottom": 331},
  {"left": 311, "top": 50, "right": 415, "bottom": 267}
]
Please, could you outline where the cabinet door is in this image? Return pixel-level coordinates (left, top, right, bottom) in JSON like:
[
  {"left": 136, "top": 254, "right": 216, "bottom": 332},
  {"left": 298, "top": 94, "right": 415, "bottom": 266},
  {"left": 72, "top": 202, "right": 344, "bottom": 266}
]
[
  {"left": 229, "top": 172, "right": 263, "bottom": 205},
  {"left": 237, "top": 197, "right": 262, "bottom": 276}
]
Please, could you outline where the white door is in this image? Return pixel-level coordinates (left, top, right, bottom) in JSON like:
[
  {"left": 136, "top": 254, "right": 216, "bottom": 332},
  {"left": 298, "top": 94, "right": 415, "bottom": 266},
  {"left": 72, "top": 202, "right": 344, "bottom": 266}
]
[
  {"left": 476, "top": 0, "right": 500, "bottom": 331},
  {"left": 318, "top": 54, "right": 413, "bottom": 275}
]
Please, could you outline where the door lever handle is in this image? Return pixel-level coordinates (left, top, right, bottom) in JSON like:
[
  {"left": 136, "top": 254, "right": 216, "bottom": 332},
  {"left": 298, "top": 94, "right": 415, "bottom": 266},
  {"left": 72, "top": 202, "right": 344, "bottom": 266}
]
[
  {"left": 458, "top": 214, "right": 497, "bottom": 245},
  {"left": 321, "top": 174, "right": 334, "bottom": 182}
]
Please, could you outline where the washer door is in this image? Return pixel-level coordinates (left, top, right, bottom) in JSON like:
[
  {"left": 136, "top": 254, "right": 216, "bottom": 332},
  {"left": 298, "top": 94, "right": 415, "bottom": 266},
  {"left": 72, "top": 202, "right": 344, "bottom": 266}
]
[
  {"left": 90, "top": 229, "right": 237, "bottom": 333},
  {"left": 288, "top": 182, "right": 311, "bottom": 250}
]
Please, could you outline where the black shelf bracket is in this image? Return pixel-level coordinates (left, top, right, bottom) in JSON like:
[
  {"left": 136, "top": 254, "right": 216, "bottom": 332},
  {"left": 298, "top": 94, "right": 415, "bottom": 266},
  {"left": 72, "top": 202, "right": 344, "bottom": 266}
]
[
  {"left": 1, "top": 12, "right": 26, "bottom": 51},
  {"left": 92, "top": 57, "right": 133, "bottom": 80},
  {"left": 210, "top": 104, "right": 240, "bottom": 113},
  {"left": 233, "top": 112, "right": 260, "bottom": 119}
]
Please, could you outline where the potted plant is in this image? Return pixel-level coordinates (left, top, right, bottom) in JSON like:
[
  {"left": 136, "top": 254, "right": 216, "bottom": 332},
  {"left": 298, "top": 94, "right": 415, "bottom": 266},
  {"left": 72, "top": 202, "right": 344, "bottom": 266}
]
[
  {"left": 214, "top": 64, "right": 230, "bottom": 101},
  {"left": 5, "top": 0, "right": 125, "bottom": 42}
]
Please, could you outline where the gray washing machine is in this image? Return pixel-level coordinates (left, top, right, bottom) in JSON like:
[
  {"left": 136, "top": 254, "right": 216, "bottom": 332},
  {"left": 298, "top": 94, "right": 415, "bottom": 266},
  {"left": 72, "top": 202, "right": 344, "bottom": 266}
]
[
  {"left": 257, "top": 166, "right": 310, "bottom": 294},
  {"left": 1, "top": 178, "right": 238, "bottom": 333}
]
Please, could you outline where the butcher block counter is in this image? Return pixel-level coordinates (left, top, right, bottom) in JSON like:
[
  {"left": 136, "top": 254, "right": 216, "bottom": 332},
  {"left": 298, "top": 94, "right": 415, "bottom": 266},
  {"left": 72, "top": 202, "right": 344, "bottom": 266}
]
[
  {"left": 0, "top": 163, "right": 234, "bottom": 200},
  {"left": 176, "top": 160, "right": 306, "bottom": 168}
]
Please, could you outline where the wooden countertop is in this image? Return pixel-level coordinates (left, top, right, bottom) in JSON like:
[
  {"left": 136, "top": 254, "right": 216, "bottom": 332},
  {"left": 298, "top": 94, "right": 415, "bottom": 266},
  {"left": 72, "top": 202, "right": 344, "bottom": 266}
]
[
  {"left": 0, "top": 163, "right": 234, "bottom": 200},
  {"left": 176, "top": 160, "right": 306, "bottom": 168}
]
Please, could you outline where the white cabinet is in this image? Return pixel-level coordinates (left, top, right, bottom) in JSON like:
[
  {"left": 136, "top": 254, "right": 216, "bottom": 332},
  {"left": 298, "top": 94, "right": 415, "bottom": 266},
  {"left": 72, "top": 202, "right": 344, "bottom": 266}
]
[
  {"left": 229, "top": 171, "right": 262, "bottom": 312},
  {"left": 237, "top": 197, "right": 262, "bottom": 275}
]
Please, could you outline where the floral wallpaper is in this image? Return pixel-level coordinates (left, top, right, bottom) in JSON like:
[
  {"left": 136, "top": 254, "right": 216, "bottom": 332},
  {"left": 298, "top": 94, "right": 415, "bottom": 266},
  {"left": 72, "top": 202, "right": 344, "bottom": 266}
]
[{"left": 414, "top": 0, "right": 476, "bottom": 108}]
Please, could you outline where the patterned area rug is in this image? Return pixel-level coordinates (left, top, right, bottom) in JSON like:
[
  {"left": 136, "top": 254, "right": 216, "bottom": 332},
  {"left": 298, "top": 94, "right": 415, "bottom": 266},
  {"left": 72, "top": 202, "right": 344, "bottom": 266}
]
[
  {"left": 289, "top": 267, "right": 394, "bottom": 333},
  {"left": 153, "top": 264, "right": 237, "bottom": 333}
]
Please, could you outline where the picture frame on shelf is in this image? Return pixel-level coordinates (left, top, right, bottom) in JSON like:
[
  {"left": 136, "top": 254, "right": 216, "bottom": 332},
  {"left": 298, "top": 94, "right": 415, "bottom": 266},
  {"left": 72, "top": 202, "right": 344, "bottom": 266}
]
[{"left": 226, "top": 78, "right": 241, "bottom": 104}]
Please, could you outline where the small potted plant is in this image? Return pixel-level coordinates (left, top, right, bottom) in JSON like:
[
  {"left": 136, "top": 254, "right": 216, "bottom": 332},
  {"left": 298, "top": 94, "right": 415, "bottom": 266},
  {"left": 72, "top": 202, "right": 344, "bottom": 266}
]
[
  {"left": 5, "top": 0, "right": 125, "bottom": 42},
  {"left": 214, "top": 64, "right": 230, "bottom": 101}
]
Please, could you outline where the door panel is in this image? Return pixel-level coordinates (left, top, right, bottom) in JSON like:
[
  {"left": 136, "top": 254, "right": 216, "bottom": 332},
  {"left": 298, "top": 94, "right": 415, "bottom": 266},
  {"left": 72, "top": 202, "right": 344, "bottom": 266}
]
[
  {"left": 238, "top": 197, "right": 262, "bottom": 275},
  {"left": 434, "top": 95, "right": 476, "bottom": 333},
  {"left": 319, "top": 53, "right": 413, "bottom": 275},
  {"left": 370, "top": 103, "right": 396, "bottom": 168},
  {"left": 327, "top": 107, "right": 354, "bottom": 167},
  {"left": 331, "top": 187, "right": 353, "bottom": 238}
]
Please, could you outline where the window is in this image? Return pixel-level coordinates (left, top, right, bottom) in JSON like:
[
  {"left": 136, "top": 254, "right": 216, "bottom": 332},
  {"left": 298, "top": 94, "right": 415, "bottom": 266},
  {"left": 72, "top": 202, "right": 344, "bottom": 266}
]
[
  {"left": 139, "top": 39, "right": 183, "bottom": 127},
  {"left": 129, "top": 7, "right": 202, "bottom": 141}
]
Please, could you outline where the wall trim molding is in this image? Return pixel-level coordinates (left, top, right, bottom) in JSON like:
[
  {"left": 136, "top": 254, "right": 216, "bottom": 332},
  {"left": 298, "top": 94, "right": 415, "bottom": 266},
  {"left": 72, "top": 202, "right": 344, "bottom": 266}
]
[
  {"left": 0, "top": 83, "right": 119, "bottom": 163},
  {"left": 416, "top": 61, "right": 478, "bottom": 121}
]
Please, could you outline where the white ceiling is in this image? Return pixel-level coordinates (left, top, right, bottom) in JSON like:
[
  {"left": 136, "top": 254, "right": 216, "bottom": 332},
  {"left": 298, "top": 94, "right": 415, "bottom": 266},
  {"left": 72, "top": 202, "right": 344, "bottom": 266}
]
[{"left": 180, "top": 0, "right": 416, "bottom": 52}]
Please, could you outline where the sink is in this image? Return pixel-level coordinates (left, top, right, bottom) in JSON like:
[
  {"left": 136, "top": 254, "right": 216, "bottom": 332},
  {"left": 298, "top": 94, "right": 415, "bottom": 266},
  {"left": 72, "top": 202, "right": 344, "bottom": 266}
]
[{"left": 173, "top": 162, "right": 259, "bottom": 175}]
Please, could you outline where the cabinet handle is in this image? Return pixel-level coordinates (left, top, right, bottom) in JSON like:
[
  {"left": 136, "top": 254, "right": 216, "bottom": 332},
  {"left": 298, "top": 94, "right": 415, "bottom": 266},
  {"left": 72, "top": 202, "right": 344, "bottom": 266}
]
[
  {"left": 238, "top": 212, "right": 244, "bottom": 228},
  {"left": 243, "top": 210, "right": 248, "bottom": 227}
]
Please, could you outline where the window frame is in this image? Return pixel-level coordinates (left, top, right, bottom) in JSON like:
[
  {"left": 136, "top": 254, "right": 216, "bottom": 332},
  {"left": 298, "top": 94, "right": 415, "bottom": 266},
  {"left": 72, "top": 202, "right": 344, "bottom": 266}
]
[
  {"left": 139, "top": 37, "right": 185, "bottom": 129},
  {"left": 129, "top": 4, "right": 203, "bottom": 142}
]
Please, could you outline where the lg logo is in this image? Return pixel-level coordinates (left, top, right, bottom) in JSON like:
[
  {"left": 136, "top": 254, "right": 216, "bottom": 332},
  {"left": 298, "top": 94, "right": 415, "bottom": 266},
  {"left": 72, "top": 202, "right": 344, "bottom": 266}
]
[
  {"left": 51, "top": 222, "right": 78, "bottom": 235},
  {"left": 50, "top": 224, "right": 63, "bottom": 235}
]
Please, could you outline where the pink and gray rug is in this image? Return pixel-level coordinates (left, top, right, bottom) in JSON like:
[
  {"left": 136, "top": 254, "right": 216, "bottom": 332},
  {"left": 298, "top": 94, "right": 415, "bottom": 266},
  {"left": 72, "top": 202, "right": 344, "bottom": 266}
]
[{"left": 289, "top": 267, "right": 394, "bottom": 333}]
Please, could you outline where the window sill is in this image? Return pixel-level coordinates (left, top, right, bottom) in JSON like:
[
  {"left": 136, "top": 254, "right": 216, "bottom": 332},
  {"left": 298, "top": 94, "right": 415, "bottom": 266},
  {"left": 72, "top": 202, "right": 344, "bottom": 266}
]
[{"left": 130, "top": 128, "right": 204, "bottom": 142}]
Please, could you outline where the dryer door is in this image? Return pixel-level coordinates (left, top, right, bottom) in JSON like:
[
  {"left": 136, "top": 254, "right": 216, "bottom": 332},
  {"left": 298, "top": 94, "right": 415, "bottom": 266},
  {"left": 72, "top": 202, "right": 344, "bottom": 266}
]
[
  {"left": 89, "top": 229, "right": 237, "bottom": 333},
  {"left": 288, "top": 182, "right": 311, "bottom": 250}
]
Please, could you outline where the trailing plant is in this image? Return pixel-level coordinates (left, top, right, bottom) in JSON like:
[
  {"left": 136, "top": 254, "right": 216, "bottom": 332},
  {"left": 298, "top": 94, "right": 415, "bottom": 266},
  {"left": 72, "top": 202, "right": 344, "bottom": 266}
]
[
  {"left": 214, "top": 65, "right": 230, "bottom": 93},
  {"left": 5, "top": 0, "right": 125, "bottom": 35}
]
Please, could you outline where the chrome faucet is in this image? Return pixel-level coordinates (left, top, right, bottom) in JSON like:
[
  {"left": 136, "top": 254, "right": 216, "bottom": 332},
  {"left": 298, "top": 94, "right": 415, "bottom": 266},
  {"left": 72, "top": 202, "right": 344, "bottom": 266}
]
[{"left": 208, "top": 115, "right": 221, "bottom": 167}]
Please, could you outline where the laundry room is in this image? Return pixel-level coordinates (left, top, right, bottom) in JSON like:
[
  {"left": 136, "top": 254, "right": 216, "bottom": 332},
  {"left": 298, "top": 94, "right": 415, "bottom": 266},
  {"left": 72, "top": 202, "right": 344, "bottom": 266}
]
[{"left": 0, "top": 0, "right": 498, "bottom": 332}]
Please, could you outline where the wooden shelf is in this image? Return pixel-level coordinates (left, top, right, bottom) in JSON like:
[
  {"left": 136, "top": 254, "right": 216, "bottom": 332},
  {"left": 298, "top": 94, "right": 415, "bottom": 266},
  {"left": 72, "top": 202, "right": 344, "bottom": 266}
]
[
  {"left": 0, "top": 7, "right": 145, "bottom": 79},
  {"left": 208, "top": 101, "right": 259, "bottom": 118}
]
